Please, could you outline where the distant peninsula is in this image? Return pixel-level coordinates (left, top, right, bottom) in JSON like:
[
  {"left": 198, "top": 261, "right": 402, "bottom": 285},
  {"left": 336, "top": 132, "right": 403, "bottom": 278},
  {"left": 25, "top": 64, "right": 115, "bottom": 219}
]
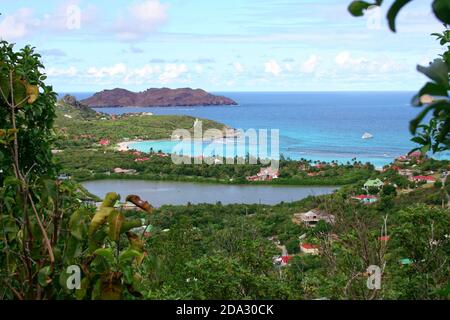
[{"left": 80, "top": 87, "right": 238, "bottom": 107}]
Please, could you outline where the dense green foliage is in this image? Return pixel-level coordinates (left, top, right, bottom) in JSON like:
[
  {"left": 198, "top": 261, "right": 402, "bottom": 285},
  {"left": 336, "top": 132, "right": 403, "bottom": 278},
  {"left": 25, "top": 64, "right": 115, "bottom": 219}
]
[
  {"left": 141, "top": 189, "right": 449, "bottom": 299},
  {"left": 0, "top": 41, "right": 57, "bottom": 177}
]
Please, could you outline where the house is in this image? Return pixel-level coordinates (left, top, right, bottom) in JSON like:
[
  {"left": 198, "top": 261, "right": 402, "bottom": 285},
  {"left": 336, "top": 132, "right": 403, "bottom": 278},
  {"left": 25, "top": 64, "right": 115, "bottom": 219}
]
[
  {"left": 378, "top": 236, "right": 390, "bottom": 242},
  {"left": 410, "top": 175, "right": 436, "bottom": 183},
  {"left": 399, "top": 258, "right": 413, "bottom": 265},
  {"left": 99, "top": 139, "right": 110, "bottom": 146},
  {"left": 154, "top": 152, "right": 170, "bottom": 158},
  {"left": 398, "top": 169, "right": 414, "bottom": 177},
  {"left": 352, "top": 195, "right": 378, "bottom": 204},
  {"left": 307, "top": 171, "right": 324, "bottom": 177},
  {"left": 273, "top": 255, "right": 293, "bottom": 266},
  {"left": 246, "top": 166, "right": 279, "bottom": 181},
  {"left": 293, "top": 209, "right": 335, "bottom": 227},
  {"left": 396, "top": 151, "right": 426, "bottom": 163},
  {"left": 280, "top": 255, "right": 293, "bottom": 266},
  {"left": 113, "top": 167, "right": 137, "bottom": 174},
  {"left": 57, "top": 173, "right": 71, "bottom": 181},
  {"left": 363, "top": 178, "right": 384, "bottom": 190},
  {"left": 135, "top": 157, "right": 150, "bottom": 162},
  {"left": 300, "top": 243, "right": 320, "bottom": 255}
]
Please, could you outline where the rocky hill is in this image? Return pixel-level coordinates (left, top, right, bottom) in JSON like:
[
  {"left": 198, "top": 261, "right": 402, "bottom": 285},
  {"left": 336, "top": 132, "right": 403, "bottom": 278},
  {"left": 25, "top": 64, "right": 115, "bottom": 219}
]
[{"left": 81, "top": 88, "right": 238, "bottom": 107}]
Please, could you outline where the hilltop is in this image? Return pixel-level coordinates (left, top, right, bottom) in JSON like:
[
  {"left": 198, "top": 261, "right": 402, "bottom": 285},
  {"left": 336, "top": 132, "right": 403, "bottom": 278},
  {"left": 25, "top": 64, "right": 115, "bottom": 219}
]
[{"left": 80, "top": 87, "right": 238, "bottom": 107}]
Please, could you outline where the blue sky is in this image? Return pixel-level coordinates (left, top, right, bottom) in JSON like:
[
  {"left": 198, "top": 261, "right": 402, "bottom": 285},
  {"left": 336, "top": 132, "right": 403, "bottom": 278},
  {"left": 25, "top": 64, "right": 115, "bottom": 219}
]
[{"left": 0, "top": 0, "right": 444, "bottom": 92}]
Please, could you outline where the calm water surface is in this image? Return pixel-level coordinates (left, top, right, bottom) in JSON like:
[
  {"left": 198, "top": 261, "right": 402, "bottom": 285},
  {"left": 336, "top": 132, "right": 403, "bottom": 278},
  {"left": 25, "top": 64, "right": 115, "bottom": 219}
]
[{"left": 82, "top": 180, "right": 337, "bottom": 207}]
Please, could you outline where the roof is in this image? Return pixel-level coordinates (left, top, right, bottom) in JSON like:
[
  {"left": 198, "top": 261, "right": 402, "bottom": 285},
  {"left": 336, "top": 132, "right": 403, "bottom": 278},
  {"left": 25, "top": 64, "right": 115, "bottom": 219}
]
[
  {"left": 258, "top": 166, "right": 279, "bottom": 176},
  {"left": 378, "top": 236, "right": 390, "bottom": 241},
  {"left": 299, "top": 209, "right": 335, "bottom": 222},
  {"left": 412, "top": 175, "right": 436, "bottom": 181},
  {"left": 99, "top": 139, "right": 110, "bottom": 145},
  {"left": 400, "top": 258, "right": 413, "bottom": 265},
  {"left": 301, "top": 243, "right": 320, "bottom": 249},
  {"left": 409, "top": 151, "right": 422, "bottom": 158},
  {"left": 281, "top": 256, "right": 293, "bottom": 264},
  {"left": 364, "top": 178, "right": 384, "bottom": 187},
  {"left": 353, "top": 195, "right": 377, "bottom": 200}
]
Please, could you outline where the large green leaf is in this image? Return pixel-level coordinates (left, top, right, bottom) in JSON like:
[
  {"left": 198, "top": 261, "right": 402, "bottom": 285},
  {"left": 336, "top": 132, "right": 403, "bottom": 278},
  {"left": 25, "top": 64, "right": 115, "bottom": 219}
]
[
  {"left": 387, "top": 0, "right": 412, "bottom": 32},
  {"left": 433, "top": 0, "right": 450, "bottom": 24},
  {"left": 64, "top": 236, "right": 82, "bottom": 265},
  {"left": 89, "top": 207, "right": 115, "bottom": 236},
  {"left": 108, "top": 211, "right": 125, "bottom": 242},
  {"left": 120, "top": 219, "right": 143, "bottom": 234},
  {"left": 93, "top": 274, "right": 123, "bottom": 300},
  {"left": 94, "top": 248, "right": 115, "bottom": 266},
  {"left": 69, "top": 209, "right": 88, "bottom": 240},
  {"left": 12, "top": 78, "right": 27, "bottom": 107},
  {"left": 38, "top": 266, "right": 52, "bottom": 287},
  {"left": 412, "top": 82, "right": 449, "bottom": 106},
  {"left": 75, "top": 277, "right": 90, "bottom": 300},
  {"left": 100, "top": 192, "right": 120, "bottom": 208},
  {"left": 410, "top": 100, "right": 450, "bottom": 134},
  {"left": 417, "top": 59, "right": 449, "bottom": 87},
  {"left": 348, "top": 1, "right": 372, "bottom": 16},
  {"left": 119, "top": 249, "right": 143, "bottom": 266}
]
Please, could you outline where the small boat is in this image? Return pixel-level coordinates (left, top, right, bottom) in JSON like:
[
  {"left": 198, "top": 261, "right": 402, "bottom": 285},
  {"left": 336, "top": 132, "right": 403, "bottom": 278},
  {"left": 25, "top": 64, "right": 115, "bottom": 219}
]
[{"left": 362, "top": 132, "right": 374, "bottom": 140}]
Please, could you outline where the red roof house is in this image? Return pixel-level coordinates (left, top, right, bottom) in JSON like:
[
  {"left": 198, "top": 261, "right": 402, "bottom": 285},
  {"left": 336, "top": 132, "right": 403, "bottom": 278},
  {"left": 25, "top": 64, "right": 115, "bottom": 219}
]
[
  {"left": 281, "top": 255, "right": 293, "bottom": 265},
  {"left": 411, "top": 175, "right": 436, "bottom": 183},
  {"left": 99, "top": 139, "right": 110, "bottom": 146},
  {"left": 352, "top": 195, "right": 378, "bottom": 204},
  {"left": 300, "top": 243, "right": 320, "bottom": 255}
]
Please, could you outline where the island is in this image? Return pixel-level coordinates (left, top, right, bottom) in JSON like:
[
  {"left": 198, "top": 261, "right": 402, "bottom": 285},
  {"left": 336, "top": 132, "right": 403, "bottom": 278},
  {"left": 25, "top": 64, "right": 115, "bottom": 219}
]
[{"left": 80, "top": 87, "right": 238, "bottom": 107}]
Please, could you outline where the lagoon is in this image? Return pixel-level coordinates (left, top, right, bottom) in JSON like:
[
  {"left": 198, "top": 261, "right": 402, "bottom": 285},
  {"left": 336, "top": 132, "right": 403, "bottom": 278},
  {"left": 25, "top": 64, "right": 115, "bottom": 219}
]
[{"left": 82, "top": 180, "right": 337, "bottom": 207}]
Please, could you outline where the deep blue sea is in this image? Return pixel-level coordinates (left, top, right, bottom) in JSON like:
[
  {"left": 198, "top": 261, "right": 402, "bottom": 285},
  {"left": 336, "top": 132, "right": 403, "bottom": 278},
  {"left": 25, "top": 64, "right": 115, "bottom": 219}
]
[{"left": 65, "top": 92, "right": 450, "bottom": 167}]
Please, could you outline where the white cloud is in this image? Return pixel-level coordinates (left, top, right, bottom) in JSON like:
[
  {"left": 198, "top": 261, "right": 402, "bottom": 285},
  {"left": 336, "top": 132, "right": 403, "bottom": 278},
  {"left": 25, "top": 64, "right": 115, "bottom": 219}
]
[
  {"left": 87, "top": 63, "right": 127, "bottom": 78},
  {"left": 300, "top": 55, "right": 318, "bottom": 74},
  {"left": 159, "top": 64, "right": 188, "bottom": 84},
  {"left": 335, "top": 51, "right": 367, "bottom": 68},
  {"left": 264, "top": 59, "right": 282, "bottom": 76},
  {"left": 195, "top": 64, "right": 204, "bottom": 74},
  {"left": 233, "top": 62, "right": 244, "bottom": 73},
  {"left": 115, "top": 0, "right": 168, "bottom": 40},
  {"left": 284, "top": 63, "right": 293, "bottom": 72},
  {"left": 0, "top": 8, "right": 36, "bottom": 40},
  {"left": 46, "top": 66, "right": 78, "bottom": 77}
]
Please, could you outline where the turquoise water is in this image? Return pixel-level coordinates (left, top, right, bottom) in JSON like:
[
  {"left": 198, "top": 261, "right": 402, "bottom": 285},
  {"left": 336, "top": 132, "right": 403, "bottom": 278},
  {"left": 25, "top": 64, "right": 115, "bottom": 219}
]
[{"left": 67, "top": 91, "right": 450, "bottom": 167}]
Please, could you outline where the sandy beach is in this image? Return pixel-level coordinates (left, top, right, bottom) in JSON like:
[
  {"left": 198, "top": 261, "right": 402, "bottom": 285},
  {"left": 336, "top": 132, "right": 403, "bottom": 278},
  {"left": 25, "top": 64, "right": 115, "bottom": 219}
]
[{"left": 116, "top": 140, "right": 142, "bottom": 152}]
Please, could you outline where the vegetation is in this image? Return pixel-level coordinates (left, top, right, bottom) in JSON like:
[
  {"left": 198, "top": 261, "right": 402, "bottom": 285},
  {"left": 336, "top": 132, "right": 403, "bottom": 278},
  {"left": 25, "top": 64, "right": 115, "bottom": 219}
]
[
  {"left": 1, "top": 1, "right": 450, "bottom": 300},
  {"left": 0, "top": 42, "right": 152, "bottom": 299},
  {"left": 54, "top": 101, "right": 228, "bottom": 149}
]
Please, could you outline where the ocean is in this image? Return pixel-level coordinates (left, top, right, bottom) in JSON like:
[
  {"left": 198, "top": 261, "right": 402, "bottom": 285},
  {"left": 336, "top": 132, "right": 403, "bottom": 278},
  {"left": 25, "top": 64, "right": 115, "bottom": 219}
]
[{"left": 67, "top": 91, "right": 449, "bottom": 167}]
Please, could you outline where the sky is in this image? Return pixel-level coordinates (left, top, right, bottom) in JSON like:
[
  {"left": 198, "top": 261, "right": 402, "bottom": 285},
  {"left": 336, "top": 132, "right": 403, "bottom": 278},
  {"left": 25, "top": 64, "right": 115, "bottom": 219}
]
[{"left": 0, "top": 0, "right": 445, "bottom": 92}]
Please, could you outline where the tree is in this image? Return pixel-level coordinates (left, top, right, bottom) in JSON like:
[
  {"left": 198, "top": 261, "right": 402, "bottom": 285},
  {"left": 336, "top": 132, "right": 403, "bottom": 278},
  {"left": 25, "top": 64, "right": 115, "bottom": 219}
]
[{"left": 0, "top": 42, "right": 151, "bottom": 300}]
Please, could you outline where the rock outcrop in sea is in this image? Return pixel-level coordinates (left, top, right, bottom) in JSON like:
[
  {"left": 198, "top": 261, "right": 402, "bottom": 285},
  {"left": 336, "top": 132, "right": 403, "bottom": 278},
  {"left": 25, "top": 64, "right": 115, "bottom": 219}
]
[{"left": 81, "top": 87, "right": 238, "bottom": 107}]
